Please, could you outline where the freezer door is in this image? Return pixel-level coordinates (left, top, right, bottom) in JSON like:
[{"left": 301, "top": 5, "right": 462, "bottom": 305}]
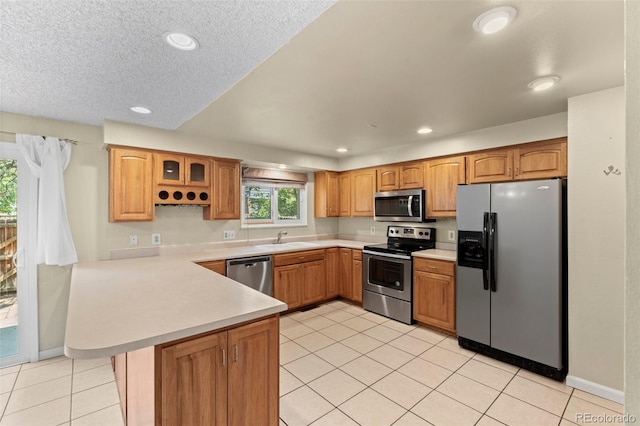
[
  {"left": 456, "top": 184, "right": 490, "bottom": 232},
  {"left": 489, "top": 179, "right": 564, "bottom": 368},
  {"left": 455, "top": 184, "right": 491, "bottom": 345}
]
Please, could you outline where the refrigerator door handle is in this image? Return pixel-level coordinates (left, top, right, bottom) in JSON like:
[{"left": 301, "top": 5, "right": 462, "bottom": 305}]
[
  {"left": 489, "top": 212, "right": 497, "bottom": 292},
  {"left": 482, "top": 212, "right": 489, "bottom": 291}
]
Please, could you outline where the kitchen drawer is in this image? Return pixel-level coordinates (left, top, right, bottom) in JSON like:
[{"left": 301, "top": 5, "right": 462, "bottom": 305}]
[
  {"left": 196, "top": 260, "right": 226, "bottom": 275},
  {"left": 413, "top": 258, "right": 455, "bottom": 276},
  {"left": 273, "top": 249, "right": 325, "bottom": 267},
  {"left": 352, "top": 249, "right": 362, "bottom": 261}
]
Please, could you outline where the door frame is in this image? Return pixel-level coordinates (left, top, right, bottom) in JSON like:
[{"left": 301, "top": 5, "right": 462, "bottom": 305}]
[{"left": 0, "top": 141, "right": 39, "bottom": 366}]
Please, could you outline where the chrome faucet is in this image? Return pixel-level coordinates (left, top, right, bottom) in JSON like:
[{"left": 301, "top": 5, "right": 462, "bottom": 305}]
[{"left": 276, "top": 230, "right": 288, "bottom": 244}]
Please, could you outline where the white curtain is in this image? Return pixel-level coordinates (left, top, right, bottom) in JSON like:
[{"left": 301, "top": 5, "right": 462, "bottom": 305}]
[{"left": 16, "top": 134, "right": 78, "bottom": 266}]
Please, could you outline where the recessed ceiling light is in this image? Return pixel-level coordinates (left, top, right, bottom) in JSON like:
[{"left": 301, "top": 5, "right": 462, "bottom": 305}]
[
  {"left": 528, "top": 75, "right": 560, "bottom": 91},
  {"left": 473, "top": 6, "right": 517, "bottom": 34},
  {"left": 130, "top": 106, "right": 152, "bottom": 114},
  {"left": 417, "top": 127, "right": 433, "bottom": 135},
  {"left": 336, "top": 147, "right": 349, "bottom": 153},
  {"left": 164, "top": 32, "right": 199, "bottom": 51}
]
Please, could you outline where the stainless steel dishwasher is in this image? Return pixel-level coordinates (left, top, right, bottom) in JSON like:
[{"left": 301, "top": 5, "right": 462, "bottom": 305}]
[{"left": 226, "top": 255, "right": 273, "bottom": 296}]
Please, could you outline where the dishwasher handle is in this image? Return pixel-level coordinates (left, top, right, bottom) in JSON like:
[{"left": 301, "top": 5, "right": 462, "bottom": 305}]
[{"left": 226, "top": 256, "right": 271, "bottom": 266}]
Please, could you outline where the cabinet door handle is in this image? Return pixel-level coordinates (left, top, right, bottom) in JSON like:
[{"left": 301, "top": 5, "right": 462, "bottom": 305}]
[
  {"left": 234, "top": 344, "right": 238, "bottom": 363},
  {"left": 221, "top": 347, "right": 226, "bottom": 367}
]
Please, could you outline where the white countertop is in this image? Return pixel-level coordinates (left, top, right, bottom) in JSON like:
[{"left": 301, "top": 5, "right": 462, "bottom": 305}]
[
  {"left": 65, "top": 238, "right": 455, "bottom": 359},
  {"left": 413, "top": 248, "right": 457, "bottom": 262}
]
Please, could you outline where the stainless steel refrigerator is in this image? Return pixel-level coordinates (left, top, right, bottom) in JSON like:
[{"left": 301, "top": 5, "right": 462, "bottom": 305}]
[{"left": 456, "top": 179, "right": 567, "bottom": 380}]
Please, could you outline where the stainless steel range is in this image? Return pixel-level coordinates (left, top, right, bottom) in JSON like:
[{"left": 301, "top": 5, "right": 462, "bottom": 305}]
[{"left": 363, "top": 225, "right": 436, "bottom": 324}]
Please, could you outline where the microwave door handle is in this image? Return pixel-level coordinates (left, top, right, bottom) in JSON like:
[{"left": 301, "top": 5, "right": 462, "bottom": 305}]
[{"left": 407, "top": 195, "right": 414, "bottom": 217}]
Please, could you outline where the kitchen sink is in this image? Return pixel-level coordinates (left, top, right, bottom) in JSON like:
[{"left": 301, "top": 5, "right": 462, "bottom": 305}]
[{"left": 253, "top": 242, "right": 318, "bottom": 251}]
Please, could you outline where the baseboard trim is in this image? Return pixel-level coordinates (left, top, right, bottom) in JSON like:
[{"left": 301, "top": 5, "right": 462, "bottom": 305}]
[
  {"left": 566, "top": 375, "right": 624, "bottom": 404},
  {"left": 39, "top": 347, "right": 64, "bottom": 360}
]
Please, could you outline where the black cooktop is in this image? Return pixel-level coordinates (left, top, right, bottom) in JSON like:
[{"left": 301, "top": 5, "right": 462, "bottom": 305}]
[
  {"left": 363, "top": 242, "right": 435, "bottom": 256},
  {"left": 364, "top": 225, "right": 436, "bottom": 256}
]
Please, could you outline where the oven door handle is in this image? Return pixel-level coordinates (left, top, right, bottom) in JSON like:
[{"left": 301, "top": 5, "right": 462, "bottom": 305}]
[
  {"left": 362, "top": 250, "right": 412, "bottom": 261},
  {"left": 407, "top": 195, "right": 414, "bottom": 217}
]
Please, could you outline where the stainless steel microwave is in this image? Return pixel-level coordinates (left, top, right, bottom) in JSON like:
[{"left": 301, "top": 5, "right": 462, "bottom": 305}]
[{"left": 374, "top": 189, "right": 428, "bottom": 222}]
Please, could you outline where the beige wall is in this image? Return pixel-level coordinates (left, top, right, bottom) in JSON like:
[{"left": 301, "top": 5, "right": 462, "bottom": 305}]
[
  {"left": 567, "top": 87, "right": 625, "bottom": 395},
  {"left": 1, "top": 112, "right": 104, "bottom": 353},
  {"left": 625, "top": 0, "right": 639, "bottom": 418},
  {"left": 338, "top": 112, "right": 568, "bottom": 171}
]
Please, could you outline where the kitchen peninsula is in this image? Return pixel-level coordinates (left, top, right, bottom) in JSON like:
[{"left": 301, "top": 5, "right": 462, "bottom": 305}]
[{"left": 65, "top": 254, "right": 287, "bottom": 426}]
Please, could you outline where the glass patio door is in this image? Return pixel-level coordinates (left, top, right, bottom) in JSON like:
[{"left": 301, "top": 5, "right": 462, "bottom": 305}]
[{"left": 0, "top": 142, "right": 38, "bottom": 367}]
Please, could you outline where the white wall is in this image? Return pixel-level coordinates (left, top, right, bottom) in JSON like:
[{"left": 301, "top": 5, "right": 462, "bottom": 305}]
[
  {"left": 625, "top": 0, "right": 640, "bottom": 417},
  {"left": 567, "top": 87, "right": 625, "bottom": 397},
  {"left": 338, "top": 113, "right": 567, "bottom": 171}
]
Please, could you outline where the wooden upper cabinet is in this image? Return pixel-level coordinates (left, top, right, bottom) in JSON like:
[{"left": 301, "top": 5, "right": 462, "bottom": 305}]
[
  {"left": 155, "top": 153, "right": 186, "bottom": 186},
  {"left": 514, "top": 138, "right": 567, "bottom": 180},
  {"left": 377, "top": 166, "right": 400, "bottom": 191},
  {"left": 466, "top": 149, "right": 513, "bottom": 184},
  {"left": 186, "top": 156, "right": 211, "bottom": 187},
  {"left": 314, "top": 171, "right": 340, "bottom": 217},
  {"left": 376, "top": 162, "right": 423, "bottom": 191},
  {"left": 155, "top": 153, "right": 211, "bottom": 187},
  {"left": 205, "top": 160, "right": 240, "bottom": 220},
  {"left": 109, "top": 146, "right": 154, "bottom": 222},
  {"left": 467, "top": 138, "right": 568, "bottom": 183},
  {"left": 424, "top": 156, "right": 466, "bottom": 218},
  {"left": 339, "top": 172, "right": 352, "bottom": 217},
  {"left": 400, "top": 162, "right": 424, "bottom": 189},
  {"left": 351, "top": 168, "right": 376, "bottom": 217}
]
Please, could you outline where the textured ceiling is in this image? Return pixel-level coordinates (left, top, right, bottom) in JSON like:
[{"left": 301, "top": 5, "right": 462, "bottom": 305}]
[
  {"left": 0, "top": 1, "right": 624, "bottom": 159},
  {"left": 0, "top": 0, "right": 335, "bottom": 129}
]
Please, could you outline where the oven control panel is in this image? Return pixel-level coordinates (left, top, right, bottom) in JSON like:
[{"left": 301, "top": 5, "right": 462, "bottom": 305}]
[{"left": 387, "top": 225, "right": 435, "bottom": 240}]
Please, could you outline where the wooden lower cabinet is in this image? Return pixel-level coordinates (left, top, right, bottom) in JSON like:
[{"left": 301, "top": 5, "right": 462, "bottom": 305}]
[
  {"left": 273, "top": 250, "right": 326, "bottom": 309},
  {"left": 339, "top": 248, "right": 363, "bottom": 304},
  {"left": 325, "top": 248, "right": 340, "bottom": 299},
  {"left": 413, "top": 258, "right": 456, "bottom": 333},
  {"left": 274, "top": 264, "right": 302, "bottom": 310},
  {"left": 161, "top": 333, "right": 227, "bottom": 425},
  {"left": 196, "top": 260, "right": 226, "bottom": 275},
  {"left": 115, "top": 316, "right": 279, "bottom": 426},
  {"left": 227, "top": 318, "right": 279, "bottom": 426}
]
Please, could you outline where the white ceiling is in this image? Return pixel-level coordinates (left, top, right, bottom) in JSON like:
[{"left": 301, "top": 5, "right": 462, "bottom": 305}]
[{"left": 0, "top": 1, "right": 624, "bottom": 159}]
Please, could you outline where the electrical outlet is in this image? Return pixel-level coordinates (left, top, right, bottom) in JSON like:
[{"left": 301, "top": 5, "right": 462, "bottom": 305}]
[
  {"left": 151, "top": 233, "right": 161, "bottom": 245},
  {"left": 370, "top": 227, "right": 376, "bottom": 235},
  {"left": 223, "top": 230, "right": 235, "bottom": 240},
  {"left": 129, "top": 234, "right": 138, "bottom": 246},
  {"left": 448, "top": 230, "right": 456, "bottom": 241}
]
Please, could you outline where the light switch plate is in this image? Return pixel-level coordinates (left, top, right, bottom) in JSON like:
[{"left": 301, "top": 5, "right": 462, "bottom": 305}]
[
  {"left": 129, "top": 234, "right": 138, "bottom": 246},
  {"left": 223, "top": 230, "right": 235, "bottom": 240},
  {"left": 370, "top": 227, "right": 376, "bottom": 235}
]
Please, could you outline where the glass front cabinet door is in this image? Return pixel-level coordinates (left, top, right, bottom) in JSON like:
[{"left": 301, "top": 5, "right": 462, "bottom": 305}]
[
  {"left": 186, "top": 156, "right": 211, "bottom": 187},
  {"left": 156, "top": 153, "right": 185, "bottom": 185}
]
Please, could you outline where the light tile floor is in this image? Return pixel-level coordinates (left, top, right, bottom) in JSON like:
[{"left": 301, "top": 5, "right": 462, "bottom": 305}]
[{"left": 0, "top": 299, "right": 625, "bottom": 426}]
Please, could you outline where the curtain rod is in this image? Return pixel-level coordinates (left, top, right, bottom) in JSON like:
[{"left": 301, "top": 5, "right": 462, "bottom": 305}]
[{"left": 1, "top": 131, "right": 78, "bottom": 145}]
